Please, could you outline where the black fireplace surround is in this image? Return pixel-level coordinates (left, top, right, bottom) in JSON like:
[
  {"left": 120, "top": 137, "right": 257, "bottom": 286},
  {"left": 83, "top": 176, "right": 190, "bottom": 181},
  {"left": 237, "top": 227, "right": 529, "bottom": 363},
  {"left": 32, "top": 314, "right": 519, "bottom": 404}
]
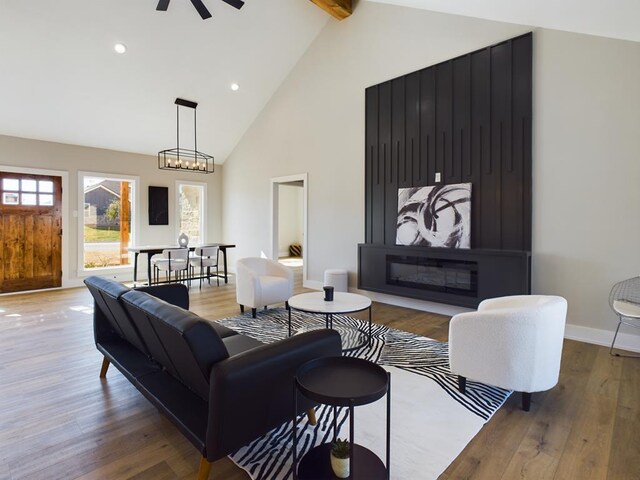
[
  {"left": 359, "top": 33, "right": 533, "bottom": 308},
  {"left": 359, "top": 245, "right": 530, "bottom": 308}
]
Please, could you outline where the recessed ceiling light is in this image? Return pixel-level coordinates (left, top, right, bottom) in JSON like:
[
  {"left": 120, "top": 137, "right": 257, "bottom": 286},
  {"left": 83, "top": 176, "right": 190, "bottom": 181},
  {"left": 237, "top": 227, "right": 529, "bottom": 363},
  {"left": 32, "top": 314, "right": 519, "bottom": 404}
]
[
  {"left": 231, "top": 83, "right": 240, "bottom": 91},
  {"left": 114, "top": 43, "right": 127, "bottom": 54}
]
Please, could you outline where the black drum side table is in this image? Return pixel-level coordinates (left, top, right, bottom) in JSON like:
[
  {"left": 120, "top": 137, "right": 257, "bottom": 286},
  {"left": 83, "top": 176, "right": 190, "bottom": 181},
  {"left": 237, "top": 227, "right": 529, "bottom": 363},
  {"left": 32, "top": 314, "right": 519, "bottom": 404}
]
[{"left": 292, "top": 356, "right": 390, "bottom": 480}]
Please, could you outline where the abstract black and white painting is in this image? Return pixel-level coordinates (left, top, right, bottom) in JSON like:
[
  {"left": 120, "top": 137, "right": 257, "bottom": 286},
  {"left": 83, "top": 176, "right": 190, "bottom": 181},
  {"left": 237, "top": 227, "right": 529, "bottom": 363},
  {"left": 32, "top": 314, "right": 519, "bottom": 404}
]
[{"left": 396, "top": 183, "right": 472, "bottom": 248}]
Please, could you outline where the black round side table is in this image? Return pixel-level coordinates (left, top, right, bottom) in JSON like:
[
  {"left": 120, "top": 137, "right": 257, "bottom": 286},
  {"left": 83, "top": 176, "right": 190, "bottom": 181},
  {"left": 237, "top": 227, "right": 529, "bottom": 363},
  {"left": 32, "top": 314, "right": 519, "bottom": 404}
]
[{"left": 292, "top": 356, "right": 390, "bottom": 480}]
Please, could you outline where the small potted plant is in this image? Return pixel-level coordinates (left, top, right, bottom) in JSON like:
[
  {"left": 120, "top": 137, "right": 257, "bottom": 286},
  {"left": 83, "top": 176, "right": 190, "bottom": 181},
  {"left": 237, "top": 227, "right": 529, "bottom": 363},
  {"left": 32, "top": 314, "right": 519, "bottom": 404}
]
[{"left": 330, "top": 438, "right": 350, "bottom": 478}]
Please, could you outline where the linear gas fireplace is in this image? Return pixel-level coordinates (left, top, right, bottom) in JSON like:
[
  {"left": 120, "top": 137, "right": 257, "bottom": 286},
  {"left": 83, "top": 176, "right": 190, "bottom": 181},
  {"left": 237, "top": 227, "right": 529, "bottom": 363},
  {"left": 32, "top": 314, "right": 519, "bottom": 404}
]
[
  {"left": 359, "top": 245, "right": 530, "bottom": 308},
  {"left": 387, "top": 256, "right": 478, "bottom": 297}
]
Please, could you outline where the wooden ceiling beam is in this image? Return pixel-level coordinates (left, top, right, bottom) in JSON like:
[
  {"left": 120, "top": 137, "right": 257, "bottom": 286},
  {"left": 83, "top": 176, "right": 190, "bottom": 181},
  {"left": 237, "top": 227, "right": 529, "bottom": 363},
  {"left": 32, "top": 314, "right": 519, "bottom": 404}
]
[{"left": 310, "top": 0, "right": 352, "bottom": 20}]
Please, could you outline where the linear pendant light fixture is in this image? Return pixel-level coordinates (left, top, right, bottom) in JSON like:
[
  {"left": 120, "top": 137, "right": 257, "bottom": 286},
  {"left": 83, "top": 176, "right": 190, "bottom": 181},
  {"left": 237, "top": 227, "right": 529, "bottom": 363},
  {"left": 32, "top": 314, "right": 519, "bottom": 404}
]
[{"left": 158, "top": 98, "right": 214, "bottom": 174}]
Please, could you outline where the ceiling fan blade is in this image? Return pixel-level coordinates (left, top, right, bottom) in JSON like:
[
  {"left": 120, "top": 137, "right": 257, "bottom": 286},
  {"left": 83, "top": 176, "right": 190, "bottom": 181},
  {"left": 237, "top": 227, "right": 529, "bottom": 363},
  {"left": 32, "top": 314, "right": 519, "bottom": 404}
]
[
  {"left": 156, "top": 0, "right": 170, "bottom": 11},
  {"left": 221, "top": 0, "right": 244, "bottom": 9},
  {"left": 190, "top": 0, "right": 212, "bottom": 19}
]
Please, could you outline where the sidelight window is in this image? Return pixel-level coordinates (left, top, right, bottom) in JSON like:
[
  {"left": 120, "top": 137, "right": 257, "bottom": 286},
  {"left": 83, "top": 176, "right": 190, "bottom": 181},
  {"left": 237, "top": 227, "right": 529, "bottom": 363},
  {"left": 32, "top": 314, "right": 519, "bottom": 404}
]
[{"left": 79, "top": 173, "right": 137, "bottom": 270}]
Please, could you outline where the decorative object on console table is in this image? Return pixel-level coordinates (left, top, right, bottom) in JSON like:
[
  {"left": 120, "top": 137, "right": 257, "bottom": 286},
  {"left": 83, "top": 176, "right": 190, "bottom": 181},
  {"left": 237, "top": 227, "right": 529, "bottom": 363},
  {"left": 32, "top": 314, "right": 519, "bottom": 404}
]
[
  {"left": 177, "top": 232, "right": 189, "bottom": 247},
  {"left": 148, "top": 186, "right": 168, "bottom": 225},
  {"left": 396, "top": 183, "right": 471, "bottom": 248}
]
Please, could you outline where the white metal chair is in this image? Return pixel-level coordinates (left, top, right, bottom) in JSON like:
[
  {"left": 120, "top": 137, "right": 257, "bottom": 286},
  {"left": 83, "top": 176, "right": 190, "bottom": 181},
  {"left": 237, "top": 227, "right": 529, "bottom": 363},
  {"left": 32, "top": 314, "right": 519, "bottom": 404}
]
[
  {"left": 236, "top": 257, "right": 294, "bottom": 318},
  {"left": 152, "top": 248, "right": 189, "bottom": 285},
  {"left": 189, "top": 246, "right": 220, "bottom": 289},
  {"left": 449, "top": 295, "right": 568, "bottom": 411},
  {"left": 609, "top": 277, "right": 640, "bottom": 357}
]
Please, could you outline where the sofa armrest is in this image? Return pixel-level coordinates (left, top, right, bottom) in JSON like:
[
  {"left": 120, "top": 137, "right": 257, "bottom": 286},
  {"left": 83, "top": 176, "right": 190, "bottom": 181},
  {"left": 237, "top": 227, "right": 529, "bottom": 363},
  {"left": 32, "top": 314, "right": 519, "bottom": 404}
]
[
  {"left": 134, "top": 283, "right": 189, "bottom": 310},
  {"left": 205, "top": 329, "right": 342, "bottom": 460}
]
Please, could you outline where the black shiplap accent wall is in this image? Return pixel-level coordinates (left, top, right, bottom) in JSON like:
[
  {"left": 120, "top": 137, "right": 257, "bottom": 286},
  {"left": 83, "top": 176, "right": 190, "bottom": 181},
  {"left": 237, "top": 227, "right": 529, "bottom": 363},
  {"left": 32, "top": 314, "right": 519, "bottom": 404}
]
[{"left": 364, "top": 32, "right": 532, "bottom": 251}]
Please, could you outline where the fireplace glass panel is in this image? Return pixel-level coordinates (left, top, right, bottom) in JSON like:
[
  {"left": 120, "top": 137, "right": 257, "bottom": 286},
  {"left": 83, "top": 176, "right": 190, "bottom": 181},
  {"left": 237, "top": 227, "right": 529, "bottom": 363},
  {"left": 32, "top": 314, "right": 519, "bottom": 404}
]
[{"left": 386, "top": 255, "right": 478, "bottom": 297}]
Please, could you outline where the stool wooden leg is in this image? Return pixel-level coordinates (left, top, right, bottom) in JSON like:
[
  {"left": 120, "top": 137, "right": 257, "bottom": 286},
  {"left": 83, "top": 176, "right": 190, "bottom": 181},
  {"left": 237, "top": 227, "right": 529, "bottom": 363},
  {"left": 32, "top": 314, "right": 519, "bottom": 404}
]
[
  {"left": 99, "top": 357, "right": 110, "bottom": 378},
  {"left": 307, "top": 408, "right": 317, "bottom": 426},
  {"left": 197, "top": 457, "right": 212, "bottom": 480}
]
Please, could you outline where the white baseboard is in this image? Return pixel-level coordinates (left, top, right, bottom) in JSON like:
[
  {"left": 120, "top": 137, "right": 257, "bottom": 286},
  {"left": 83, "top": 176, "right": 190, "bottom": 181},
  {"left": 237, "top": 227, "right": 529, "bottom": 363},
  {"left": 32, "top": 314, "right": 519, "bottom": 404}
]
[{"left": 564, "top": 323, "right": 640, "bottom": 353}]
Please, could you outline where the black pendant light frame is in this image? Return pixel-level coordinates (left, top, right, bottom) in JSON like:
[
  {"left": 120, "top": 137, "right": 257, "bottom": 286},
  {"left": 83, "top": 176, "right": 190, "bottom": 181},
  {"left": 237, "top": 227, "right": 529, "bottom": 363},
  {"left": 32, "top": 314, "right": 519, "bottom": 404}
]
[{"left": 158, "top": 98, "right": 214, "bottom": 174}]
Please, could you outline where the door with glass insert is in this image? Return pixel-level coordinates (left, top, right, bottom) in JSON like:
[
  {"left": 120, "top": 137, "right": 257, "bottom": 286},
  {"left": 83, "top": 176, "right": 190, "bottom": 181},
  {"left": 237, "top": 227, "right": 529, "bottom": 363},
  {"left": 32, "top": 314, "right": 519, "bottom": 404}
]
[{"left": 0, "top": 172, "right": 62, "bottom": 293}]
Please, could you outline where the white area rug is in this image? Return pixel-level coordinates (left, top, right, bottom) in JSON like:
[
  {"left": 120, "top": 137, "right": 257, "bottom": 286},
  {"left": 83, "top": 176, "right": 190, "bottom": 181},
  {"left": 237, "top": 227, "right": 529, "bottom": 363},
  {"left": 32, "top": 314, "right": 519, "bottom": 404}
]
[{"left": 218, "top": 308, "right": 510, "bottom": 480}]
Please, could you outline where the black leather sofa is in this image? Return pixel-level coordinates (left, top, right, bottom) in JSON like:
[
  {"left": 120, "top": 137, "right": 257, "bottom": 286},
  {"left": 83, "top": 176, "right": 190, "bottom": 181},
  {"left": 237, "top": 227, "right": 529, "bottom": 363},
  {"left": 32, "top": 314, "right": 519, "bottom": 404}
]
[{"left": 84, "top": 276, "right": 341, "bottom": 480}]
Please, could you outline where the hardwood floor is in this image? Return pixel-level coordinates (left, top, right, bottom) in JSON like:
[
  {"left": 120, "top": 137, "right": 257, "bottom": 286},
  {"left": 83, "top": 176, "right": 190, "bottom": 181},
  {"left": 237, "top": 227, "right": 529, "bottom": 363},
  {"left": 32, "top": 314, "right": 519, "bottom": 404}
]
[{"left": 0, "top": 273, "right": 637, "bottom": 480}]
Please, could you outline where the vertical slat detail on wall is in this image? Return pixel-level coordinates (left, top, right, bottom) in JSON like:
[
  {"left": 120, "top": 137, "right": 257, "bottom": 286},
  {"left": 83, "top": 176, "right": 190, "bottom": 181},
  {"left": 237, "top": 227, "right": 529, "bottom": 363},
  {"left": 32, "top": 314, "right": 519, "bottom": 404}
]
[
  {"left": 471, "top": 48, "right": 490, "bottom": 248},
  {"left": 436, "top": 63, "right": 452, "bottom": 183},
  {"left": 363, "top": 32, "right": 532, "bottom": 252},
  {"left": 404, "top": 72, "right": 419, "bottom": 188},
  {"left": 492, "top": 40, "right": 513, "bottom": 249},
  {"left": 386, "top": 78, "right": 404, "bottom": 244},
  {"left": 365, "top": 86, "right": 378, "bottom": 243},
  {"left": 480, "top": 40, "right": 508, "bottom": 248},
  {"left": 373, "top": 81, "right": 390, "bottom": 244},
  {"left": 512, "top": 34, "right": 533, "bottom": 251},
  {"left": 419, "top": 68, "right": 436, "bottom": 186},
  {"left": 453, "top": 55, "right": 470, "bottom": 187}
]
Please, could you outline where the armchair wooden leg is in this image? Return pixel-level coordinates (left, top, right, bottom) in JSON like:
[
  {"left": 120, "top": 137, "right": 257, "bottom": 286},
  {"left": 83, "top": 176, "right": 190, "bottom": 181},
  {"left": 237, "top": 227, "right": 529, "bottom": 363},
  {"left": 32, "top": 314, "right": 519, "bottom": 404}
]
[
  {"left": 240, "top": 304, "right": 245, "bottom": 313},
  {"left": 197, "top": 457, "right": 212, "bottom": 480},
  {"left": 252, "top": 308, "right": 257, "bottom": 318},
  {"left": 307, "top": 408, "right": 317, "bottom": 426},
  {"left": 99, "top": 357, "right": 110, "bottom": 378},
  {"left": 285, "top": 301, "right": 290, "bottom": 310},
  {"left": 457, "top": 375, "right": 466, "bottom": 394},
  {"left": 522, "top": 392, "right": 532, "bottom": 412}
]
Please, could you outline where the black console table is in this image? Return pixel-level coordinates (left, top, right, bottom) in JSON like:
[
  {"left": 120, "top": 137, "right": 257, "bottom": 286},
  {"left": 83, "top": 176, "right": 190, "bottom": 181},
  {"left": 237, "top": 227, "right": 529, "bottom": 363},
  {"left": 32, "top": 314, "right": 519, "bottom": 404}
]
[{"left": 293, "top": 356, "right": 390, "bottom": 480}]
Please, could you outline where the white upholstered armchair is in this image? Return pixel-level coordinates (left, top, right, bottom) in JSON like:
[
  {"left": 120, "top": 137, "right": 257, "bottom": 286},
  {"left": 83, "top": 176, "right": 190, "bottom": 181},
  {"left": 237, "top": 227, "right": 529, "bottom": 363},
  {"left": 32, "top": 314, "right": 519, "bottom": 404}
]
[
  {"left": 449, "top": 295, "right": 568, "bottom": 411},
  {"left": 236, "top": 257, "right": 294, "bottom": 318}
]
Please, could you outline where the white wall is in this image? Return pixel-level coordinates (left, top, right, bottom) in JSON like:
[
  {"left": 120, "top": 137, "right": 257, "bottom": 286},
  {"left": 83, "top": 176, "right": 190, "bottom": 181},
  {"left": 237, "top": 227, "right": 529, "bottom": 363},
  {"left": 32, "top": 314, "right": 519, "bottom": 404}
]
[
  {"left": 533, "top": 30, "right": 640, "bottom": 345},
  {"left": 222, "top": 1, "right": 640, "bottom": 348},
  {"left": 0, "top": 134, "right": 223, "bottom": 287},
  {"left": 278, "top": 184, "right": 303, "bottom": 257}
]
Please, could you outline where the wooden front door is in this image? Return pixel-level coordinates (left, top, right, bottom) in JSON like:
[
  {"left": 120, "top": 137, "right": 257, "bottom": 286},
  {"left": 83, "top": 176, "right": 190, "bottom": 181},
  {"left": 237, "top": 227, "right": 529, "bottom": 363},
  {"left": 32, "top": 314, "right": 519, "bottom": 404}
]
[{"left": 0, "top": 172, "right": 62, "bottom": 293}]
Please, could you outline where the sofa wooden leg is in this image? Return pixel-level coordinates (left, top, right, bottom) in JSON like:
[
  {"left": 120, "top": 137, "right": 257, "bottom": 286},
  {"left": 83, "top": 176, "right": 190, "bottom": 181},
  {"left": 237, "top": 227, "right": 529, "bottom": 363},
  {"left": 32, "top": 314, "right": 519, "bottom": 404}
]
[
  {"left": 458, "top": 375, "right": 466, "bottom": 394},
  {"left": 252, "top": 308, "right": 257, "bottom": 318},
  {"left": 99, "top": 357, "right": 110, "bottom": 378},
  {"left": 522, "top": 392, "right": 532, "bottom": 412},
  {"left": 240, "top": 304, "right": 245, "bottom": 313},
  {"left": 197, "top": 457, "right": 212, "bottom": 480},
  {"left": 307, "top": 408, "right": 317, "bottom": 426}
]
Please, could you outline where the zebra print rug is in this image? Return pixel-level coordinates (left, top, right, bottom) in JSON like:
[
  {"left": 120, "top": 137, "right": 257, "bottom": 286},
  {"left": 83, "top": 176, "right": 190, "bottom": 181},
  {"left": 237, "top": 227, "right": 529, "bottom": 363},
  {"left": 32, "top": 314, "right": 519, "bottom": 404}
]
[{"left": 218, "top": 308, "right": 510, "bottom": 480}]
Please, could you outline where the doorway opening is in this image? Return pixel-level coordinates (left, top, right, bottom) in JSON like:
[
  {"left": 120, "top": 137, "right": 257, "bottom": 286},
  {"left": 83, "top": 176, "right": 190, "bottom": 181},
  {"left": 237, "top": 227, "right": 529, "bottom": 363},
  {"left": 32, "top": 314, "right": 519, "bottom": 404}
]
[{"left": 270, "top": 174, "right": 307, "bottom": 286}]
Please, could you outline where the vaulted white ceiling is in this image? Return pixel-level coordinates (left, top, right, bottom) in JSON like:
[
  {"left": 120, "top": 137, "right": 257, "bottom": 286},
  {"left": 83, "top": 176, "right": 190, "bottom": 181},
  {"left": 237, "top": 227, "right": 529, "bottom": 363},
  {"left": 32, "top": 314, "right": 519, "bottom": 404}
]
[
  {"left": 372, "top": 0, "right": 640, "bottom": 43},
  {"left": 0, "top": 0, "right": 328, "bottom": 162},
  {"left": 0, "top": 0, "right": 637, "bottom": 162}
]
